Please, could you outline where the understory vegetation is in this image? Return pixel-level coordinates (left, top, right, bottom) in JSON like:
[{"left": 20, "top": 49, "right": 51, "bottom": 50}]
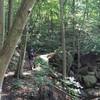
[{"left": 0, "top": 0, "right": 100, "bottom": 100}]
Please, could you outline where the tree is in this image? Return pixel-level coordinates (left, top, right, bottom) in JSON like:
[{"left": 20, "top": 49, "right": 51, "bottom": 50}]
[
  {"left": 8, "top": 0, "right": 13, "bottom": 31},
  {"left": 0, "top": 0, "right": 5, "bottom": 50},
  {"left": 71, "top": 0, "right": 76, "bottom": 53},
  {"left": 59, "top": 0, "right": 67, "bottom": 78},
  {"left": 14, "top": 26, "right": 28, "bottom": 79},
  {"left": 0, "top": 0, "right": 36, "bottom": 99}
]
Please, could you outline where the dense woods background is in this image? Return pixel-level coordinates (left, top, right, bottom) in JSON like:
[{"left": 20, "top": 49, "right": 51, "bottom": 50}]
[{"left": 0, "top": 0, "right": 100, "bottom": 100}]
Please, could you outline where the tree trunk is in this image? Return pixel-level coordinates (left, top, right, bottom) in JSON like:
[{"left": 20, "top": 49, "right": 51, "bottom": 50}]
[
  {"left": 8, "top": 0, "right": 13, "bottom": 32},
  {"left": 14, "top": 26, "right": 28, "bottom": 79},
  {"left": 86, "top": 0, "right": 89, "bottom": 19},
  {"left": 0, "top": 0, "right": 5, "bottom": 98},
  {"left": 59, "top": 0, "right": 67, "bottom": 78},
  {"left": 77, "top": 30, "right": 81, "bottom": 72},
  {"left": 0, "top": 0, "right": 36, "bottom": 99},
  {"left": 72, "top": 0, "right": 76, "bottom": 54},
  {"left": 0, "top": 0, "right": 5, "bottom": 50}
]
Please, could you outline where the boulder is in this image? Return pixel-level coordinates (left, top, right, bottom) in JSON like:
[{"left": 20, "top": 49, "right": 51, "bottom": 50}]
[
  {"left": 96, "top": 69, "right": 100, "bottom": 80},
  {"left": 78, "top": 66, "right": 88, "bottom": 75},
  {"left": 82, "top": 72, "right": 97, "bottom": 88},
  {"left": 73, "top": 52, "right": 100, "bottom": 68}
]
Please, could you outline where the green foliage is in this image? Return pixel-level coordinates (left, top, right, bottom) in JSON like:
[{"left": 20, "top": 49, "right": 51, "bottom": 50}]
[
  {"left": 34, "top": 56, "right": 80, "bottom": 99},
  {"left": 12, "top": 80, "right": 23, "bottom": 90},
  {"left": 3, "top": 0, "right": 100, "bottom": 53},
  {"left": 61, "top": 79, "right": 80, "bottom": 100},
  {"left": 25, "top": 0, "right": 100, "bottom": 54},
  {"left": 34, "top": 57, "right": 52, "bottom": 86},
  {"left": 68, "top": 87, "right": 79, "bottom": 100},
  {"left": 3, "top": 0, "right": 100, "bottom": 98}
]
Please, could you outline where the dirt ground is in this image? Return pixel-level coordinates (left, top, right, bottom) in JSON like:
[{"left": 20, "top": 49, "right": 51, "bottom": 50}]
[
  {"left": 2, "top": 71, "right": 36, "bottom": 100},
  {"left": 1, "top": 60, "right": 37, "bottom": 100},
  {"left": 1, "top": 55, "right": 79, "bottom": 100}
]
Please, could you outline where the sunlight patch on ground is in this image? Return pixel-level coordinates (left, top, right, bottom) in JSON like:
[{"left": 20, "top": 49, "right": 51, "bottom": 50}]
[
  {"left": 5, "top": 72, "right": 14, "bottom": 77},
  {"left": 5, "top": 71, "right": 32, "bottom": 77},
  {"left": 23, "top": 71, "right": 32, "bottom": 75}
]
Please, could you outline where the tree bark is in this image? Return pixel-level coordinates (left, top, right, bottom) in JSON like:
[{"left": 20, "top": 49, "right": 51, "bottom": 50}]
[
  {"left": 72, "top": 0, "right": 76, "bottom": 54},
  {"left": 77, "top": 30, "right": 81, "bottom": 72},
  {"left": 59, "top": 0, "right": 67, "bottom": 78},
  {"left": 14, "top": 26, "right": 28, "bottom": 79},
  {"left": 0, "top": 0, "right": 5, "bottom": 50},
  {"left": 8, "top": 0, "right": 13, "bottom": 32},
  {"left": 0, "top": 0, "right": 5, "bottom": 98},
  {"left": 0, "top": 0, "right": 36, "bottom": 99}
]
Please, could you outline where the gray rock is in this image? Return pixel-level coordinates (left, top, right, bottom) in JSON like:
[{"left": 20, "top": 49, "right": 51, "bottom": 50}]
[
  {"left": 82, "top": 73, "right": 97, "bottom": 88},
  {"left": 96, "top": 70, "right": 100, "bottom": 80},
  {"left": 86, "top": 88, "right": 100, "bottom": 96},
  {"left": 88, "top": 66, "right": 97, "bottom": 72},
  {"left": 78, "top": 66, "right": 88, "bottom": 75}
]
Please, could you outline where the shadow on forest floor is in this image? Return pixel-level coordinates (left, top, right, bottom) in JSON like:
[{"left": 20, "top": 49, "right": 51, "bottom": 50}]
[{"left": 2, "top": 70, "right": 35, "bottom": 100}]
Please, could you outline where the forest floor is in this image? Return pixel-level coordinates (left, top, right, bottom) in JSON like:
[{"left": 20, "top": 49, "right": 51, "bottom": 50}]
[
  {"left": 1, "top": 58, "right": 71, "bottom": 100},
  {"left": 1, "top": 54, "right": 100, "bottom": 100},
  {"left": 1, "top": 62, "right": 36, "bottom": 100}
]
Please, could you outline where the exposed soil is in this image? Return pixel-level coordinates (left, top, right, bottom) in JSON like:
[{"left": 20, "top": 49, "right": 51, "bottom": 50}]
[
  {"left": 2, "top": 70, "right": 35, "bottom": 100},
  {"left": 1, "top": 59, "right": 70, "bottom": 100},
  {"left": 1, "top": 59, "right": 37, "bottom": 100}
]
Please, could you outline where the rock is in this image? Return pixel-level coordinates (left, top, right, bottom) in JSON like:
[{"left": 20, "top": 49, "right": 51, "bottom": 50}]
[
  {"left": 73, "top": 52, "right": 100, "bottom": 68},
  {"left": 78, "top": 66, "right": 88, "bottom": 75},
  {"left": 88, "top": 71, "right": 95, "bottom": 75},
  {"left": 86, "top": 88, "right": 100, "bottom": 96},
  {"left": 88, "top": 66, "right": 97, "bottom": 72},
  {"left": 95, "top": 82, "right": 100, "bottom": 87},
  {"left": 82, "top": 72, "right": 97, "bottom": 88},
  {"left": 96, "top": 69, "right": 100, "bottom": 80}
]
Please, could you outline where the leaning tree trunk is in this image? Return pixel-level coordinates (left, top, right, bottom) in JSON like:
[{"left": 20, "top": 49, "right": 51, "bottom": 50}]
[
  {"left": 0, "top": 0, "right": 5, "bottom": 98},
  {"left": 0, "top": 0, "right": 36, "bottom": 99},
  {"left": 14, "top": 26, "right": 28, "bottom": 79}
]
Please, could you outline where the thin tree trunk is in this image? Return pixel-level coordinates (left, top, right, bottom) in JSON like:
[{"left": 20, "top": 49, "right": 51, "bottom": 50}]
[
  {"left": 77, "top": 30, "right": 81, "bottom": 72},
  {"left": 59, "top": 0, "right": 67, "bottom": 78},
  {"left": 8, "top": 0, "right": 13, "bottom": 32},
  {"left": 0, "top": 0, "right": 36, "bottom": 99},
  {"left": 72, "top": 0, "right": 76, "bottom": 54},
  {"left": 14, "top": 26, "right": 28, "bottom": 79},
  {"left": 20, "top": 31, "right": 28, "bottom": 75},
  {"left": 86, "top": 0, "right": 89, "bottom": 19},
  {"left": 0, "top": 0, "right": 5, "bottom": 50}
]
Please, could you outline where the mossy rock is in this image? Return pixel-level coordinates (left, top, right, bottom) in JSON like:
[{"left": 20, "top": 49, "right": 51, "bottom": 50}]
[{"left": 82, "top": 74, "right": 97, "bottom": 88}]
